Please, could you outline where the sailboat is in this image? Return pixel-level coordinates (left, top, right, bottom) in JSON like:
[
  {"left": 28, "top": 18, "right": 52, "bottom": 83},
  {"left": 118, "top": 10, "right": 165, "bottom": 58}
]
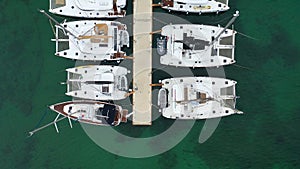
[
  {"left": 49, "top": 0, "right": 126, "bottom": 18},
  {"left": 158, "top": 11, "right": 239, "bottom": 68},
  {"left": 160, "top": 0, "right": 230, "bottom": 14},
  {"left": 158, "top": 77, "right": 243, "bottom": 119},
  {"left": 50, "top": 100, "right": 128, "bottom": 127},
  {"left": 65, "top": 65, "right": 129, "bottom": 100},
  {"left": 28, "top": 100, "right": 129, "bottom": 136},
  {"left": 40, "top": 10, "right": 130, "bottom": 61}
]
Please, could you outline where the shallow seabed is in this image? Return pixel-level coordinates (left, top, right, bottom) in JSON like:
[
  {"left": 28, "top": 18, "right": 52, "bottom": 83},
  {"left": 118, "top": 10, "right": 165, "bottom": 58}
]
[{"left": 0, "top": 0, "right": 299, "bottom": 168}]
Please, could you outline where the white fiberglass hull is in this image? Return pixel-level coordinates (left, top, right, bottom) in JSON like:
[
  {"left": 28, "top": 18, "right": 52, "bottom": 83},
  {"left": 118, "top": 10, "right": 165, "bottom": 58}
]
[
  {"left": 66, "top": 65, "right": 129, "bottom": 100},
  {"left": 49, "top": 0, "right": 126, "bottom": 18},
  {"left": 54, "top": 20, "right": 129, "bottom": 61},
  {"left": 161, "top": 0, "right": 230, "bottom": 14},
  {"left": 158, "top": 77, "right": 242, "bottom": 119},
  {"left": 160, "top": 24, "right": 236, "bottom": 67},
  {"left": 50, "top": 100, "right": 128, "bottom": 126}
]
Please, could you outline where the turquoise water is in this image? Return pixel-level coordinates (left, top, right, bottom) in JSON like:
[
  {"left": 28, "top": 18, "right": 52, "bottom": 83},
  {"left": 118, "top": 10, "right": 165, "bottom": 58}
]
[{"left": 0, "top": 0, "right": 300, "bottom": 168}]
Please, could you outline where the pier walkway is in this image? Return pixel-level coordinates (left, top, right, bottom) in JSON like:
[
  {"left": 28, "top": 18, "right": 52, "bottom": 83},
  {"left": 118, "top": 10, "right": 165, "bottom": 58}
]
[{"left": 132, "top": 0, "right": 153, "bottom": 125}]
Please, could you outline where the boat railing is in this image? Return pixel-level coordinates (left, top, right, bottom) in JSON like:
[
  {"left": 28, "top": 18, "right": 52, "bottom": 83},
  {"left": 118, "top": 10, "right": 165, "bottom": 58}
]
[
  {"left": 52, "top": 25, "right": 69, "bottom": 53},
  {"left": 216, "top": 0, "right": 229, "bottom": 5}
]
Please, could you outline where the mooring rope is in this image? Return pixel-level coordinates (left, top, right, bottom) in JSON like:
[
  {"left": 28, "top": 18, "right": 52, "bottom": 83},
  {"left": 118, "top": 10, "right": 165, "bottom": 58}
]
[{"left": 33, "top": 108, "right": 49, "bottom": 129}]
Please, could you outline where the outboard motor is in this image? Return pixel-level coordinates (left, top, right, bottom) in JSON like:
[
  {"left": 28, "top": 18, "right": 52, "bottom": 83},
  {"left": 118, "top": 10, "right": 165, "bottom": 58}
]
[{"left": 156, "top": 36, "right": 167, "bottom": 56}]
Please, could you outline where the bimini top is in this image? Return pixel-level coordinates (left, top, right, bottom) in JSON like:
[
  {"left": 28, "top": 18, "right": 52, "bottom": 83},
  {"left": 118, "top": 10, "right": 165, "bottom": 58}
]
[
  {"left": 53, "top": 20, "right": 130, "bottom": 61},
  {"left": 66, "top": 65, "right": 129, "bottom": 100},
  {"left": 159, "top": 24, "right": 236, "bottom": 67},
  {"left": 49, "top": 0, "right": 126, "bottom": 18},
  {"left": 158, "top": 77, "right": 243, "bottom": 119}
]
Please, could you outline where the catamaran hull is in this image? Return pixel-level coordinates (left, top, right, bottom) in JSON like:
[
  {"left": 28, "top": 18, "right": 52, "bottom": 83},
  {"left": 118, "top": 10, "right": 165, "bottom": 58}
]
[
  {"left": 66, "top": 65, "right": 129, "bottom": 100},
  {"left": 53, "top": 20, "right": 129, "bottom": 61},
  {"left": 159, "top": 77, "right": 242, "bottom": 119},
  {"left": 49, "top": 0, "right": 126, "bottom": 18},
  {"left": 160, "top": 24, "right": 236, "bottom": 67}
]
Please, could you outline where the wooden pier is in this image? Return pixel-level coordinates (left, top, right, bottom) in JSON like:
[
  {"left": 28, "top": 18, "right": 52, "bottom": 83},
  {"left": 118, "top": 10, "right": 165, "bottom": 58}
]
[{"left": 132, "top": 0, "right": 153, "bottom": 125}]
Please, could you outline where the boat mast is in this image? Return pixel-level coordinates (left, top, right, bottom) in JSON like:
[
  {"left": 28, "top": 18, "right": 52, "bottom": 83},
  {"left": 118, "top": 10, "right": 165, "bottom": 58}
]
[
  {"left": 39, "top": 9, "right": 76, "bottom": 37},
  {"left": 28, "top": 110, "right": 77, "bottom": 137},
  {"left": 211, "top": 11, "right": 240, "bottom": 45}
]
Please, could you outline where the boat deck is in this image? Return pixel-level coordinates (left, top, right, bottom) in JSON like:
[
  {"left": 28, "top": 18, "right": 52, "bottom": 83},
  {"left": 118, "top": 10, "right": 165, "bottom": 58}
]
[
  {"left": 55, "top": 0, "right": 65, "bottom": 5},
  {"left": 132, "top": 0, "right": 152, "bottom": 125},
  {"left": 216, "top": 0, "right": 229, "bottom": 5}
]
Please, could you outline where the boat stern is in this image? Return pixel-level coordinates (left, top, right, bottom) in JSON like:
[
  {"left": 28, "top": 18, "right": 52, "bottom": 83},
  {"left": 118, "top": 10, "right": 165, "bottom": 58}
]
[
  {"left": 161, "top": 0, "right": 174, "bottom": 8},
  {"left": 215, "top": 0, "right": 230, "bottom": 12},
  {"left": 49, "top": 0, "right": 66, "bottom": 13}
]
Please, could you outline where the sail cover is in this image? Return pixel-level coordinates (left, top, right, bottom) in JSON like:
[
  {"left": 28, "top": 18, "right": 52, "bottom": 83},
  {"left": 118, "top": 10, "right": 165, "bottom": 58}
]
[
  {"left": 75, "top": 0, "right": 113, "bottom": 11},
  {"left": 176, "top": 0, "right": 208, "bottom": 5}
]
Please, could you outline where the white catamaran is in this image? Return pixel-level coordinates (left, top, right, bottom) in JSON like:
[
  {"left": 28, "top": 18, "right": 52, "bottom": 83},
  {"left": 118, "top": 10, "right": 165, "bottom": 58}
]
[
  {"left": 158, "top": 11, "right": 239, "bottom": 68},
  {"left": 65, "top": 65, "right": 129, "bottom": 100},
  {"left": 160, "top": 0, "right": 230, "bottom": 14},
  {"left": 40, "top": 10, "right": 130, "bottom": 61},
  {"left": 158, "top": 77, "right": 243, "bottom": 119},
  {"left": 49, "top": 0, "right": 127, "bottom": 18}
]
